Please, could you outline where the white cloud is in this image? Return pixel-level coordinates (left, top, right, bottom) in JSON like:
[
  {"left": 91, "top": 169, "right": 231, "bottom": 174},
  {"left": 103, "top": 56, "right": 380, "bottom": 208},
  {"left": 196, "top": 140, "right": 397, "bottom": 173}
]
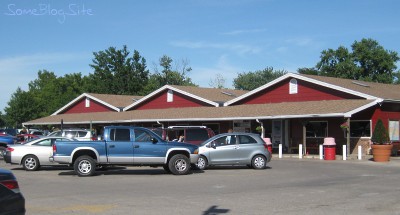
[{"left": 170, "top": 40, "right": 261, "bottom": 56}]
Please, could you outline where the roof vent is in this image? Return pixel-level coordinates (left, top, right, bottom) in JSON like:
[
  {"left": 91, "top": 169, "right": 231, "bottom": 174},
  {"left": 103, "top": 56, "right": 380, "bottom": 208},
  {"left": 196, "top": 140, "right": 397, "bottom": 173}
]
[
  {"left": 221, "top": 91, "right": 236, "bottom": 97},
  {"left": 352, "top": 81, "right": 370, "bottom": 87}
]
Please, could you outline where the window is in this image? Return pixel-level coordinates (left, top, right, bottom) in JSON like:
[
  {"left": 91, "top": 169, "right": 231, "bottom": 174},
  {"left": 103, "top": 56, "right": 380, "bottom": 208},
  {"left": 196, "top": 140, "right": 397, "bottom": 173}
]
[
  {"left": 239, "top": 135, "right": 257, "bottom": 144},
  {"left": 306, "top": 121, "right": 328, "bottom": 138},
  {"left": 110, "top": 128, "right": 131, "bottom": 141},
  {"left": 167, "top": 90, "right": 173, "bottom": 102},
  {"left": 77, "top": 131, "right": 89, "bottom": 137},
  {"left": 349, "top": 121, "right": 371, "bottom": 138},
  {"left": 85, "top": 98, "right": 90, "bottom": 107},
  {"left": 34, "top": 139, "right": 52, "bottom": 146},
  {"left": 389, "top": 120, "right": 399, "bottom": 141},
  {"left": 134, "top": 129, "right": 153, "bottom": 142},
  {"left": 212, "top": 135, "right": 236, "bottom": 147},
  {"left": 289, "top": 79, "right": 298, "bottom": 94},
  {"left": 185, "top": 129, "right": 209, "bottom": 141}
]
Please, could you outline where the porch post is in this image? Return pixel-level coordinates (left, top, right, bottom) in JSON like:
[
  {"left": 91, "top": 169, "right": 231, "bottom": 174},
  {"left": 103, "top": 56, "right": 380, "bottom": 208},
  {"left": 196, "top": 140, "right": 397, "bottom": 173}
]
[
  {"left": 302, "top": 122, "right": 307, "bottom": 155},
  {"left": 346, "top": 117, "right": 350, "bottom": 156}
]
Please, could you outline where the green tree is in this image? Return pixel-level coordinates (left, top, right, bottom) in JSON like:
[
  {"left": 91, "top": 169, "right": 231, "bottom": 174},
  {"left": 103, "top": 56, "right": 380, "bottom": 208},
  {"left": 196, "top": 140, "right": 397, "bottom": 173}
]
[
  {"left": 233, "top": 67, "right": 287, "bottom": 91},
  {"left": 143, "top": 55, "right": 196, "bottom": 93},
  {"left": 371, "top": 119, "right": 390, "bottom": 144},
  {"left": 87, "top": 45, "right": 149, "bottom": 95},
  {"left": 300, "top": 38, "right": 400, "bottom": 84},
  {"left": 4, "top": 88, "right": 36, "bottom": 127}
]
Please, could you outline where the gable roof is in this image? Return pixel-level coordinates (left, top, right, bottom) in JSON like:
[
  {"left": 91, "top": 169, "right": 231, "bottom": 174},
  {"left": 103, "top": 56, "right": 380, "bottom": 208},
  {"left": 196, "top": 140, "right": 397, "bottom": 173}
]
[
  {"left": 52, "top": 93, "right": 143, "bottom": 115},
  {"left": 123, "top": 85, "right": 248, "bottom": 111},
  {"left": 26, "top": 99, "right": 377, "bottom": 126},
  {"left": 224, "top": 73, "right": 399, "bottom": 106}
]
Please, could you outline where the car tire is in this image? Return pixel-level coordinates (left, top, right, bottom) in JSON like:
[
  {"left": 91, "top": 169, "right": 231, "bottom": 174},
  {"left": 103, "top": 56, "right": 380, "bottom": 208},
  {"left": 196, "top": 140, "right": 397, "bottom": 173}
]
[
  {"left": 0, "top": 146, "right": 5, "bottom": 160},
  {"left": 168, "top": 154, "right": 190, "bottom": 175},
  {"left": 74, "top": 155, "right": 96, "bottom": 177},
  {"left": 196, "top": 155, "right": 208, "bottom": 170},
  {"left": 23, "top": 155, "right": 40, "bottom": 171},
  {"left": 252, "top": 155, "right": 267, "bottom": 170}
]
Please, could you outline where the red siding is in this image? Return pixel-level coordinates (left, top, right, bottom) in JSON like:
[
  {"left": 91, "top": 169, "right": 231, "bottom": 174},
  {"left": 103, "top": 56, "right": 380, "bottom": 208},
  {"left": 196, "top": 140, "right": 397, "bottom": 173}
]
[
  {"left": 371, "top": 106, "right": 400, "bottom": 131},
  {"left": 235, "top": 79, "right": 361, "bottom": 105},
  {"left": 62, "top": 98, "right": 115, "bottom": 114},
  {"left": 134, "top": 90, "right": 212, "bottom": 110}
]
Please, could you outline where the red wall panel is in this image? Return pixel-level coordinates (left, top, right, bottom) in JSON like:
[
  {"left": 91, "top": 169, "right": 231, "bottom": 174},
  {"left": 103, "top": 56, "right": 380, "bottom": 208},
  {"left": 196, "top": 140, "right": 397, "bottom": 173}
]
[
  {"left": 62, "top": 98, "right": 115, "bottom": 114},
  {"left": 134, "top": 90, "right": 212, "bottom": 110},
  {"left": 235, "top": 79, "right": 361, "bottom": 105}
]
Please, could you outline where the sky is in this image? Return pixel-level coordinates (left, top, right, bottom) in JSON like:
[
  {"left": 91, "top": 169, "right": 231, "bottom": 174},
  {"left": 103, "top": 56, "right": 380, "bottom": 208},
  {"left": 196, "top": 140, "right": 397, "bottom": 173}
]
[{"left": 1, "top": 0, "right": 399, "bottom": 112}]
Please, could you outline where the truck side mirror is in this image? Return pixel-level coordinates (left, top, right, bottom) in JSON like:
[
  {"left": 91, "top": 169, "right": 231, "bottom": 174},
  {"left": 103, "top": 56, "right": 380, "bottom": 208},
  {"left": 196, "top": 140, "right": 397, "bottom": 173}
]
[{"left": 151, "top": 138, "right": 158, "bottom": 144}]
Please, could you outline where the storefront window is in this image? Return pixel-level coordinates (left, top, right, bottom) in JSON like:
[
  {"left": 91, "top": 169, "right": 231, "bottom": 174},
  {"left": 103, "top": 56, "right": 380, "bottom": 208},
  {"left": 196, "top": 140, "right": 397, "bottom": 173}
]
[
  {"left": 349, "top": 121, "right": 371, "bottom": 138},
  {"left": 389, "top": 120, "right": 399, "bottom": 141},
  {"left": 306, "top": 121, "right": 327, "bottom": 138}
]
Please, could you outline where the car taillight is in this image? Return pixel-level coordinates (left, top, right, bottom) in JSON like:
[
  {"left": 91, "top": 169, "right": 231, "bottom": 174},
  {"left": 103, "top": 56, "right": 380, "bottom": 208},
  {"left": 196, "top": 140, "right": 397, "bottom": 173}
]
[
  {"left": 264, "top": 144, "right": 272, "bottom": 153},
  {"left": 0, "top": 180, "right": 20, "bottom": 192},
  {"left": 91, "top": 136, "right": 97, "bottom": 141},
  {"left": 53, "top": 144, "right": 57, "bottom": 153},
  {"left": 6, "top": 147, "right": 14, "bottom": 152}
]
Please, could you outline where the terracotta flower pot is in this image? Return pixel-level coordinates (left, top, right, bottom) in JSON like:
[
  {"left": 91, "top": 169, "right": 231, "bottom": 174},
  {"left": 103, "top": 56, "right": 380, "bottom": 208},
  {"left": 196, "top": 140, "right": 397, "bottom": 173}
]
[{"left": 371, "top": 144, "right": 393, "bottom": 162}]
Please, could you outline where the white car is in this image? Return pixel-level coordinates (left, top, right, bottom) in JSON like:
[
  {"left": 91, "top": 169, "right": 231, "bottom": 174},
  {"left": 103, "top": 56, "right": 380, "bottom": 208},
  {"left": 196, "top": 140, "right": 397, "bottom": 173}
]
[
  {"left": 4, "top": 137, "right": 76, "bottom": 171},
  {"left": 47, "top": 129, "right": 95, "bottom": 141}
]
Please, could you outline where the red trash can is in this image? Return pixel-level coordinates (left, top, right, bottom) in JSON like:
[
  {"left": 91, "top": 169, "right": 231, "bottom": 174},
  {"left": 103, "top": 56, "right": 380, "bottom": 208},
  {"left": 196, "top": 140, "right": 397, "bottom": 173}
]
[{"left": 323, "top": 137, "right": 336, "bottom": 160}]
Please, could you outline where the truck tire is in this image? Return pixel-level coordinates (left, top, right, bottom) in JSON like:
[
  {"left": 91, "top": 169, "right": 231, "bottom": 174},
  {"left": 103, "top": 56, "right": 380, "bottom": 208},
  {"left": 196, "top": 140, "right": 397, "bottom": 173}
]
[
  {"left": 74, "top": 155, "right": 96, "bottom": 177},
  {"left": 168, "top": 154, "right": 190, "bottom": 175},
  {"left": 23, "top": 155, "right": 40, "bottom": 171}
]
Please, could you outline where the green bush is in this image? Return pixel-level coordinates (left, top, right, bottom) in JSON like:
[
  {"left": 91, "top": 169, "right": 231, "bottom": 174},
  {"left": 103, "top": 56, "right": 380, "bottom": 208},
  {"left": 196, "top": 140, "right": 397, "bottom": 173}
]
[{"left": 371, "top": 119, "right": 390, "bottom": 145}]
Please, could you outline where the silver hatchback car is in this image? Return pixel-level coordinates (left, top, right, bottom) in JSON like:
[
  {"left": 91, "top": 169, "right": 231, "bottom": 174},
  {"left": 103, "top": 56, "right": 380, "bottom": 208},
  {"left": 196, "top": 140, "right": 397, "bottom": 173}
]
[{"left": 196, "top": 132, "right": 272, "bottom": 170}]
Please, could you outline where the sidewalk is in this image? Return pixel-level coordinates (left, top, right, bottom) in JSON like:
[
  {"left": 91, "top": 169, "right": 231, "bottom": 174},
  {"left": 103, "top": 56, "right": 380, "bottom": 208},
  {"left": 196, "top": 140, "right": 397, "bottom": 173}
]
[{"left": 272, "top": 153, "right": 400, "bottom": 162}]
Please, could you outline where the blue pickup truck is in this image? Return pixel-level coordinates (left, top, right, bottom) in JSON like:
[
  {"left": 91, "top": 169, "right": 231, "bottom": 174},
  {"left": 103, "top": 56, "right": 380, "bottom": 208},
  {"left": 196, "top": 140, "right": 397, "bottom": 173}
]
[{"left": 51, "top": 126, "right": 199, "bottom": 176}]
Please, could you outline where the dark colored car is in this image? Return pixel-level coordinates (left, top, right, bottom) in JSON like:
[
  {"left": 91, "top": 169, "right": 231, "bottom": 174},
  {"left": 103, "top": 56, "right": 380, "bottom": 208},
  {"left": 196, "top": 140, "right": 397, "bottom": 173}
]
[
  {"left": 0, "top": 168, "right": 25, "bottom": 215},
  {"left": 152, "top": 126, "right": 215, "bottom": 145}
]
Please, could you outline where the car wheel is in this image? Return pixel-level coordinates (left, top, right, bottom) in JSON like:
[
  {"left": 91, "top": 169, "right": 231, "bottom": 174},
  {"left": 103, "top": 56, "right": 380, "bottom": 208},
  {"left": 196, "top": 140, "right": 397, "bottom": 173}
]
[
  {"left": 196, "top": 156, "right": 208, "bottom": 170},
  {"left": 74, "top": 155, "right": 96, "bottom": 177},
  {"left": 0, "top": 146, "right": 5, "bottom": 160},
  {"left": 23, "top": 155, "right": 40, "bottom": 171},
  {"left": 252, "top": 155, "right": 267, "bottom": 169},
  {"left": 168, "top": 154, "right": 190, "bottom": 175}
]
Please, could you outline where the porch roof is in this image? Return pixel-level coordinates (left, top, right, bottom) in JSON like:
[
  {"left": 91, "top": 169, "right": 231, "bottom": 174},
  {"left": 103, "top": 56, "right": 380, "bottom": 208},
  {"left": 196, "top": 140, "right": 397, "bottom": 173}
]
[{"left": 23, "top": 99, "right": 376, "bottom": 126}]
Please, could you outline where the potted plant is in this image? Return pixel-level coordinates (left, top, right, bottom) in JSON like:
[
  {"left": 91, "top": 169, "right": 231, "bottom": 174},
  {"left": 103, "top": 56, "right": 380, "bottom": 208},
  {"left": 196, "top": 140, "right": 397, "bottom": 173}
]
[{"left": 371, "top": 119, "right": 392, "bottom": 162}]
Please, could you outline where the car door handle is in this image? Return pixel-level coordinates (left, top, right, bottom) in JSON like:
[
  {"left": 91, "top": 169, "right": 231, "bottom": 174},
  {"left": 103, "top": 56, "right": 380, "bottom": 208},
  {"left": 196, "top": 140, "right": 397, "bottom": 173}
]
[
  {"left": 109, "top": 145, "right": 115, "bottom": 148},
  {"left": 134, "top": 145, "right": 140, "bottom": 148}
]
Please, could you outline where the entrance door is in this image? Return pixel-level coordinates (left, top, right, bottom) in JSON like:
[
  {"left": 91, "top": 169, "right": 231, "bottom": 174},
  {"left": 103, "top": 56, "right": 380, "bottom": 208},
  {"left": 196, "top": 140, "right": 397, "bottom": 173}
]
[{"left": 272, "top": 120, "right": 289, "bottom": 149}]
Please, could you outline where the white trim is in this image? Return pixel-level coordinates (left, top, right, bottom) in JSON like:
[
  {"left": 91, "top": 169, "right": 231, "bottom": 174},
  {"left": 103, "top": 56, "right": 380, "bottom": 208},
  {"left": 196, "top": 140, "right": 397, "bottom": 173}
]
[
  {"left": 52, "top": 93, "right": 121, "bottom": 115},
  {"left": 344, "top": 99, "right": 381, "bottom": 117},
  {"left": 224, "top": 73, "right": 379, "bottom": 106},
  {"left": 123, "top": 85, "right": 219, "bottom": 111}
]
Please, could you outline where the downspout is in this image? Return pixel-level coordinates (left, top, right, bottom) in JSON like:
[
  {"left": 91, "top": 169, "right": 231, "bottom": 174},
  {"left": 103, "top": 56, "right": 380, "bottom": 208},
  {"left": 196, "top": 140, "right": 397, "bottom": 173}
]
[
  {"left": 256, "top": 119, "right": 264, "bottom": 138},
  {"left": 346, "top": 117, "right": 350, "bottom": 156}
]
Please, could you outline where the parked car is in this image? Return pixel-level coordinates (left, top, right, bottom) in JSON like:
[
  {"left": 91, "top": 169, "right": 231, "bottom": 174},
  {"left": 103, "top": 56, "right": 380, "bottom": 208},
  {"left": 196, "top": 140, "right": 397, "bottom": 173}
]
[
  {"left": 16, "top": 134, "right": 41, "bottom": 144},
  {"left": 0, "top": 168, "right": 25, "bottom": 215},
  {"left": 0, "top": 134, "right": 17, "bottom": 160},
  {"left": 196, "top": 132, "right": 272, "bottom": 170},
  {"left": 4, "top": 137, "right": 77, "bottom": 171},
  {"left": 47, "top": 129, "right": 96, "bottom": 141},
  {"left": 152, "top": 126, "right": 215, "bottom": 145}
]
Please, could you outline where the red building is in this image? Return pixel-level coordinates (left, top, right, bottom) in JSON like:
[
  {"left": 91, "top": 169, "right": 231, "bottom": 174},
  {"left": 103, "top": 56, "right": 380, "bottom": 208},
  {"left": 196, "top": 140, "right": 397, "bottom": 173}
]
[{"left": 24, "top": 73, "right": 400, "bottom": 156}]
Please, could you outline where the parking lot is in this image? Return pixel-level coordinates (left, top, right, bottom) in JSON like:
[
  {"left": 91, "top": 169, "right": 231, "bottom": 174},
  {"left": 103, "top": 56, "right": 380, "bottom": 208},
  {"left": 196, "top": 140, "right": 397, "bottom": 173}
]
[{"left": 1, "top": 158, "right": 400, "bottom": 215}]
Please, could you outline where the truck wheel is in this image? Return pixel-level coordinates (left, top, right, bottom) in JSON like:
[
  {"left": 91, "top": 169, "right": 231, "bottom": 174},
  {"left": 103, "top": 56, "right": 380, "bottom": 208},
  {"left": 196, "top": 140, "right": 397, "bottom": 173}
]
[
  {"left": 163, "top": 165, "right": 171, "bottom": 173},
  {"left": 74, "top": 155, "right": 96, "bottom": 177},
  {"left": 252, "top": 155, "right": 267, "bottom": 169},
  {"left": 23, "top": 155, "right": 40, "bottom": 171},
  {"left": 168, "top": 154, "right": 190, "bottom": 175}
]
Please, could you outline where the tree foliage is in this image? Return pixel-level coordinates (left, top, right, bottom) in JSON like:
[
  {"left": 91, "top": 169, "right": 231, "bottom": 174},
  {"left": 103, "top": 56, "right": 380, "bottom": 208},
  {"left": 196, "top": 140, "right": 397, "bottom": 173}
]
[
  {"left": 143, "top": 55, "right": 196, "bottom": 93},
  {"left": 233, "top": 67, "right": 287, "bottom": 91},
  {"left": 87, "top": 45, "right": 149, "bottom": 95},
  {"left": 371, "top": 119, "right": 390, "bottom": 144},
  {"left": 299, "top": 38, "right": 400, "bottom": 84}
]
